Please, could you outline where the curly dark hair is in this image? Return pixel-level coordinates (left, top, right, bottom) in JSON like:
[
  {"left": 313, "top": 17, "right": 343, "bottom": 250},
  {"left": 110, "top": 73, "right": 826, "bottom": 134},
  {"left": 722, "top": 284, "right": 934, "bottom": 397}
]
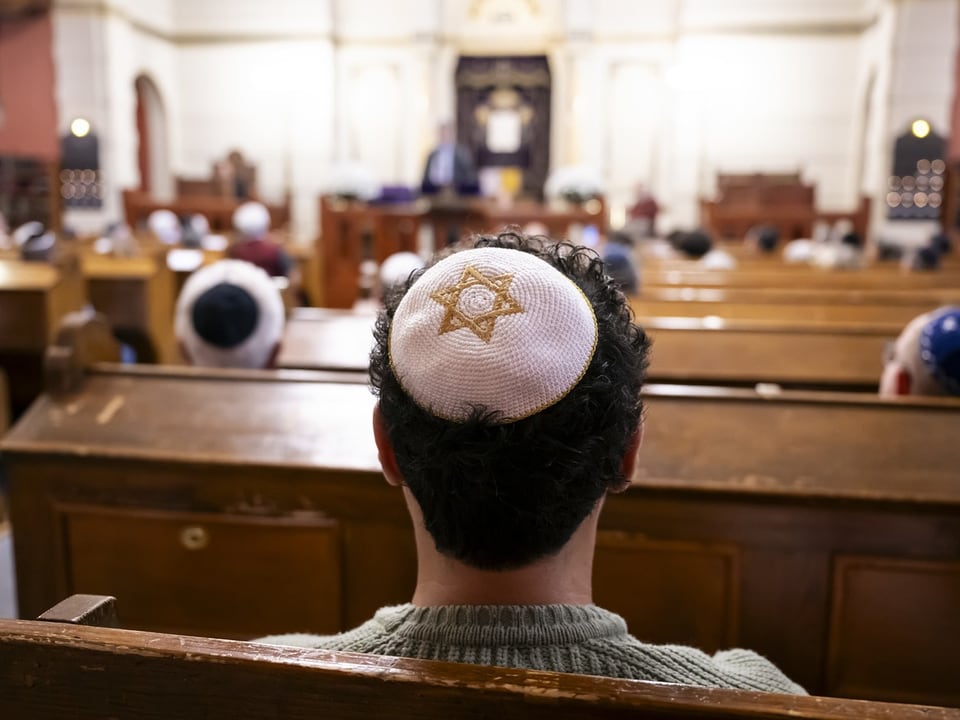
[{"left": 370, "top": 231, "right": 650, "bottom": 570}]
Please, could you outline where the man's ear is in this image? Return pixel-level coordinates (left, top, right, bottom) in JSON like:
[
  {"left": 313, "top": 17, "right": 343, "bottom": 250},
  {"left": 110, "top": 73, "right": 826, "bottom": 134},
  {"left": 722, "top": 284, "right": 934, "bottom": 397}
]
[
  {"left": 373, "top": 405, "right": 404, "bottom": 487},
  {"left": 613, "top": 423, "right": 644, "bottom": 493}
]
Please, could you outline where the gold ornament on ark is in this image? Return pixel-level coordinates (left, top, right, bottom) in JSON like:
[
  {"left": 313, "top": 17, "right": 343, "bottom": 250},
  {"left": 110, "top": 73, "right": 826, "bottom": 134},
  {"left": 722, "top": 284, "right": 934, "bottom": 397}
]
[{"left": 430, "top": 265, "right": 524, "bottom": 343}]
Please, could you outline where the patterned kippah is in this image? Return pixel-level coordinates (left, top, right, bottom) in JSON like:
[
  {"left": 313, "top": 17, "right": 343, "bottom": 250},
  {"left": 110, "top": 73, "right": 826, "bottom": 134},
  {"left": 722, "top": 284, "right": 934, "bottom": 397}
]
[
  {"left": 920, "top": 306, "right": 960, "bottom": 395},
  {"left": 389, "top": 247, "right": 598, "bottom": 423}
]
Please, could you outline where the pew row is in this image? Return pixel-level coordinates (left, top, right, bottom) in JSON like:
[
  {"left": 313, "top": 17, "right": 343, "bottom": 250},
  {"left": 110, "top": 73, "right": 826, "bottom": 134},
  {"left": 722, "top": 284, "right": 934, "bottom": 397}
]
[
  {"left": 5, "top": 596, "right": 956, "bottom": 720},
  {"left": 640, "top": 285, "right": 960, "bottom": 308},
  {"left": 0, "top": 259, "right": 86, "bottom": 419},
  {"left": 640, "top": 267, "right": 960, "bottom": 290},
  {"left": 3, "top": 360, "right": 960, "bottom": 704},
  {"left": 279, "top": 308, "right": 895, "bottom": 391},
  {"left": 317, "top": 195, "right": 606, "bottom": 307},
  {"left": 631, "top": 298, "right": 937, "bottom": 325}
]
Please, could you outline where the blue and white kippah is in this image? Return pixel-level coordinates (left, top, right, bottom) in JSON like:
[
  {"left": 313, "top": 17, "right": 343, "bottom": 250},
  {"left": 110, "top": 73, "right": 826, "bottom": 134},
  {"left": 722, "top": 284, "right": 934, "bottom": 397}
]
[
  {"left": 919, "top": 306, "right": 960, "bottom": 396},
  {"left": 388, "top": 247, "right": 598, "bottom": 423}
]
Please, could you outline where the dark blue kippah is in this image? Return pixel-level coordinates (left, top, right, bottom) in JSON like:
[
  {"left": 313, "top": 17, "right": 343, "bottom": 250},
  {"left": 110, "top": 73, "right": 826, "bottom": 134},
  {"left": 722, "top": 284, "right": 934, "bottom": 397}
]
[
  {"left": 191, "top": 282, "right": 259, "bottom": 349},
  {"left": 920, "top": 307, "right": 960, "bottom": 395}
]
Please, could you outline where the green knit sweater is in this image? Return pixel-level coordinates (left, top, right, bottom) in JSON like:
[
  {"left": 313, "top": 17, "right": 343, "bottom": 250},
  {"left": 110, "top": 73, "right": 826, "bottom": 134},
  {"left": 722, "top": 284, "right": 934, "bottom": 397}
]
[{"left": 256, "top": 604, "right": 806, "bottom": 694}]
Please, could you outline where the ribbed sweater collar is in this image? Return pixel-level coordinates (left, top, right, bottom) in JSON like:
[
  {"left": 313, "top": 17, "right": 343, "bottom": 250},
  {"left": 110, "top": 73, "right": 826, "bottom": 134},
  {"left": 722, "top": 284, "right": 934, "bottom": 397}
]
[{"left": 372, "top": 604, "right": 629, "bottom": 647}]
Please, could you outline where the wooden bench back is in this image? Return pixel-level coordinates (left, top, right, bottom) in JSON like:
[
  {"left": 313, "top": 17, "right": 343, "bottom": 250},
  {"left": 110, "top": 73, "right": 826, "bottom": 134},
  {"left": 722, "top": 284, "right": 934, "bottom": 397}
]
[
  {"left": 2, "top": 595, "right": 956, "bottom": 720},
  {"left": 641, "top": 267, "right": 960, "bottom": 290},
  {"left": 0, "top": 258, "right": 87, "bottom": 418},
  {"left": 279, "top": 308, "right": 895, "bottom": 391}
]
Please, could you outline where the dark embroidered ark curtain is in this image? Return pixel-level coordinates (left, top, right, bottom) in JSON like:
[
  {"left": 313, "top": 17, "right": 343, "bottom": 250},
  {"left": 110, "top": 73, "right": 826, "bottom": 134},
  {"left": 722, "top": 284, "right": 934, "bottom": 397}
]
[{"left": 455, "top": 55, "right": 551, "bottom": 199}]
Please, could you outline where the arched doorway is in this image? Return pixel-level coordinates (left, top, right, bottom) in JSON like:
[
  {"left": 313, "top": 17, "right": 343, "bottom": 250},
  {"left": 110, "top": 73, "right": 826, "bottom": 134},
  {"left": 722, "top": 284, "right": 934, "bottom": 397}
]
[{"left": 134, "top": 74, "right": 170, "bottom": 196}]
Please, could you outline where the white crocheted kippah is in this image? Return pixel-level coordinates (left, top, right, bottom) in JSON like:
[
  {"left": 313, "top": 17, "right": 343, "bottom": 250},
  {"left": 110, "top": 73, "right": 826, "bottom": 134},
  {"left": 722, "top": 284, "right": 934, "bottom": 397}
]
[
  {"left": 233, "top": 201, "right": 270, "bottom": 239},
  {"left": 389, "top": 247, "right": 598, "bottom": 423},
  {"left": 175, "top": 259, "right": 285, "bottom": 369}
]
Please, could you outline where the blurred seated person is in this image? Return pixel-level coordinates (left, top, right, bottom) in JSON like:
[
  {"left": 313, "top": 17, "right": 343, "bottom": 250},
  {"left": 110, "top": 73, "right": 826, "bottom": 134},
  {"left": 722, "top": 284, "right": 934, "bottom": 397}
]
[
  {"left": 379, "top": 251, "right": 425, "bottom": 301},
  {"left": 903, "top": 245, "right": 942, "bottom": 272},
  {"left": 931, "top": 230, "right": 952, "bottom": 256},
  {"left": 147, "top": 209, "right": 182, "bottom": 245},
  {"left": 625, "top": 183, "right": 660, "bottom": 239},
  {"left": 175, "top": 259, "right": 285, "bottom": 369},
  {"left": 601, "top": 230, "right": 639, "bottom": 294},
  {"left": 214, "top": 149, "right": 256, "bottom": 200},
  {"left": 181, "top": 214, "right": 210, "bottom": 249},
  {"left": 13, "top": 221, "right": 57, "bottom": 262},
  {"left": 745, "top": 225, "right": 779, "bottom": 255},
  {"left": 93, "top": 222, "right": 137, "bottom": 257},
  {"left": 420, "top": 122, "right": 479, "bottom": 196},
  {"left": 880, "top": 306, "right": 960, "bottom": 398},
  {"left": 673, "top": 230, "right": 736, "bottom": 270},
  {"left": 812, "top": 222, "right": 863, "bottom": 270},
  {"left": 355, "top": 252, "right": 427, "bottom": 312},
  {"left": 227, "top": 201, "right": 292, "bottom": 278}
]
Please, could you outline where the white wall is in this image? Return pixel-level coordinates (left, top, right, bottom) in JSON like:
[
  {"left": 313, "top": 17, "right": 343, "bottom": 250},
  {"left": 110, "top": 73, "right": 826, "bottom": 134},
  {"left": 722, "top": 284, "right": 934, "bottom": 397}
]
[
  {"left": 51, "top": 0, "right": 959, "bottom": 241},
  {"left": 177, "top": 39, "right": 335, "bottom": 240},
  {"left": 53, "top": 0, "right": 179, "bottom": 234}
]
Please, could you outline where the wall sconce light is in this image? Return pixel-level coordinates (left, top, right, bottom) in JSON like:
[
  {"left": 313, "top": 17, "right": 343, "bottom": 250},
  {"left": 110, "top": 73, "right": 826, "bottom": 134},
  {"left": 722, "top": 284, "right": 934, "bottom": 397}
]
[
  {"left": 70, "top": 117, "right": 91, "bottom": 138},
  {"left": 911, "top": 118, "right": 931, "bottom": 139}
]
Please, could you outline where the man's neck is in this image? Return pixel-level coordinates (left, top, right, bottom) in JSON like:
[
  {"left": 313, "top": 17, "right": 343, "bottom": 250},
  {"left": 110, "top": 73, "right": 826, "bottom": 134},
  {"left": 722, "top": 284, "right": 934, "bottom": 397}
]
[{"left": 406, "top": 492, "right": 601, "bottom": 607}]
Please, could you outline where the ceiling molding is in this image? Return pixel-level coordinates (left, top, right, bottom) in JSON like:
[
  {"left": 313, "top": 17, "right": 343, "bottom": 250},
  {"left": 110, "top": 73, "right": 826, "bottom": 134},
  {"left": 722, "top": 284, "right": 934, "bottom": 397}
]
[{"left": 52, "top": 0, "right": 880, "bottom": 47}]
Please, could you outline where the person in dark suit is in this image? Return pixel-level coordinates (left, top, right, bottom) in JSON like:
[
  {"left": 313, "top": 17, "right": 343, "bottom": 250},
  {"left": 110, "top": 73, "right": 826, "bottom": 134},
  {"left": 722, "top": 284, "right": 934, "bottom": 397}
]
[{"left": 420, "top": 122, "right": 479, "bottom": 195}]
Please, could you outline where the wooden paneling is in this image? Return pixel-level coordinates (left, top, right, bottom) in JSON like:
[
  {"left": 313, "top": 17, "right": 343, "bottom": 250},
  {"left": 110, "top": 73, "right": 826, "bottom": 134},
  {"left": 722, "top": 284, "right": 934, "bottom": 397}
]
[
  {"left": 59, "top": 504, "right": 343, "bottom": 638},
  {"left": 827, "top": 555, "right": 960, "bottom": 706},
  {"left": 0, "top": 260, "right": 86, "bottom": 417},
  {"left": 123, "top": 190, "right": 290, "bottom": 233},
  {"left": 594, "top": 533, "right": 739, "bottom": 652},
  {"left": 82, "top": 254, "right": 177, "bottom": 363}
]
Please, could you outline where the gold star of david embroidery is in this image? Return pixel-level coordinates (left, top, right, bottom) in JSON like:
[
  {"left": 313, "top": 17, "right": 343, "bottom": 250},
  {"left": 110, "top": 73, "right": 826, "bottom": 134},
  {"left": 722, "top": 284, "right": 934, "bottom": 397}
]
[{"left": 430, "top": 265, "right": 525, "bottom": 342}]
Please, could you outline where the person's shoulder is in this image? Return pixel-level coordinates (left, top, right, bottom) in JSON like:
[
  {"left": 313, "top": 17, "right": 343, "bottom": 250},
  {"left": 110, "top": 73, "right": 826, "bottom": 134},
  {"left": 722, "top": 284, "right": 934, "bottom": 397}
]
[
  {"left": 596, "top": 636, "right": 806, "bottom": 694},
  {"left": 251, "top": 605, "right": 414, "bottom": 650}
]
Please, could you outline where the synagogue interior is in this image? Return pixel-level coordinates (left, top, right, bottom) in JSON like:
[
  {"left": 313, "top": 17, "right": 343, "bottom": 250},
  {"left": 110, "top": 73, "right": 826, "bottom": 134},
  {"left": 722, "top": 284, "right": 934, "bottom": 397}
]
[{"left": 1, "top": 0, "right": 960, "bottom": 716}]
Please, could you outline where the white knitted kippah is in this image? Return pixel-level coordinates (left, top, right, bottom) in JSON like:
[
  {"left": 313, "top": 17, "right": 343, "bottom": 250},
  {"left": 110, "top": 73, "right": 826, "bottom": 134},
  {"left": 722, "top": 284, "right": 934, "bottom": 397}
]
[
  {"left": 389, "top": 247, "right": 598, "bottom": 423},
  {"left": 233, "top": 201, "right": 270, "bottom": 239},
  {"left": 175, "top": 259, "right": 285, "bottom": 369}
]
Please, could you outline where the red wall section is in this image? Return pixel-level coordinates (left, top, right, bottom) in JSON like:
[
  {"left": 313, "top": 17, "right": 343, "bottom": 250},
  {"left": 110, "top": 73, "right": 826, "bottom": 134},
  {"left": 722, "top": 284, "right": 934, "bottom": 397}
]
[{"left": 0, "top": 13, "right": 57, "bottom": 160}]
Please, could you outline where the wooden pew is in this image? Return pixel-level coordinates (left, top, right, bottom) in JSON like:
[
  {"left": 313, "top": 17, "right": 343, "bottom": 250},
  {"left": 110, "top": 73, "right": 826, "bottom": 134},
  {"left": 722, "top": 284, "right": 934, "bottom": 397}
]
[
  {"left": 0, "top": 259, "right": 86, "bottom": 418},
  {"left": 641, "top": 267, "right": 960, "bottom": 290},
  {"left": 316, "top": 196, "right": 606, "bottom": 308},
  {"left": 631, "top": 298, "right": 933, "bottom": 324},
  {"left": 3, "top": 355, "right": 960, "bottom": 704},
  {"left": 123, "top": 189, "right": 291, "bottom": 232},
  {"left": 279, "top": 308, "right": 894, "bottom": 391},
  {"left": 6, "top": 596, "right": 956, "bottom": 720},
  {"left": 81, "top": 253, "right": 178, "bottom": 364},
  {"left": 638, "top": 316, "right": 895, "bottom": 390},
  {"left": 640, "top": 285, "right": 960, "bottom": 307},
  {"left": 280, "top": 307, "right": 377, "bottom": 372},
  {"left": 317, "top": 195, "right": 422, "bottom": 308}
]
